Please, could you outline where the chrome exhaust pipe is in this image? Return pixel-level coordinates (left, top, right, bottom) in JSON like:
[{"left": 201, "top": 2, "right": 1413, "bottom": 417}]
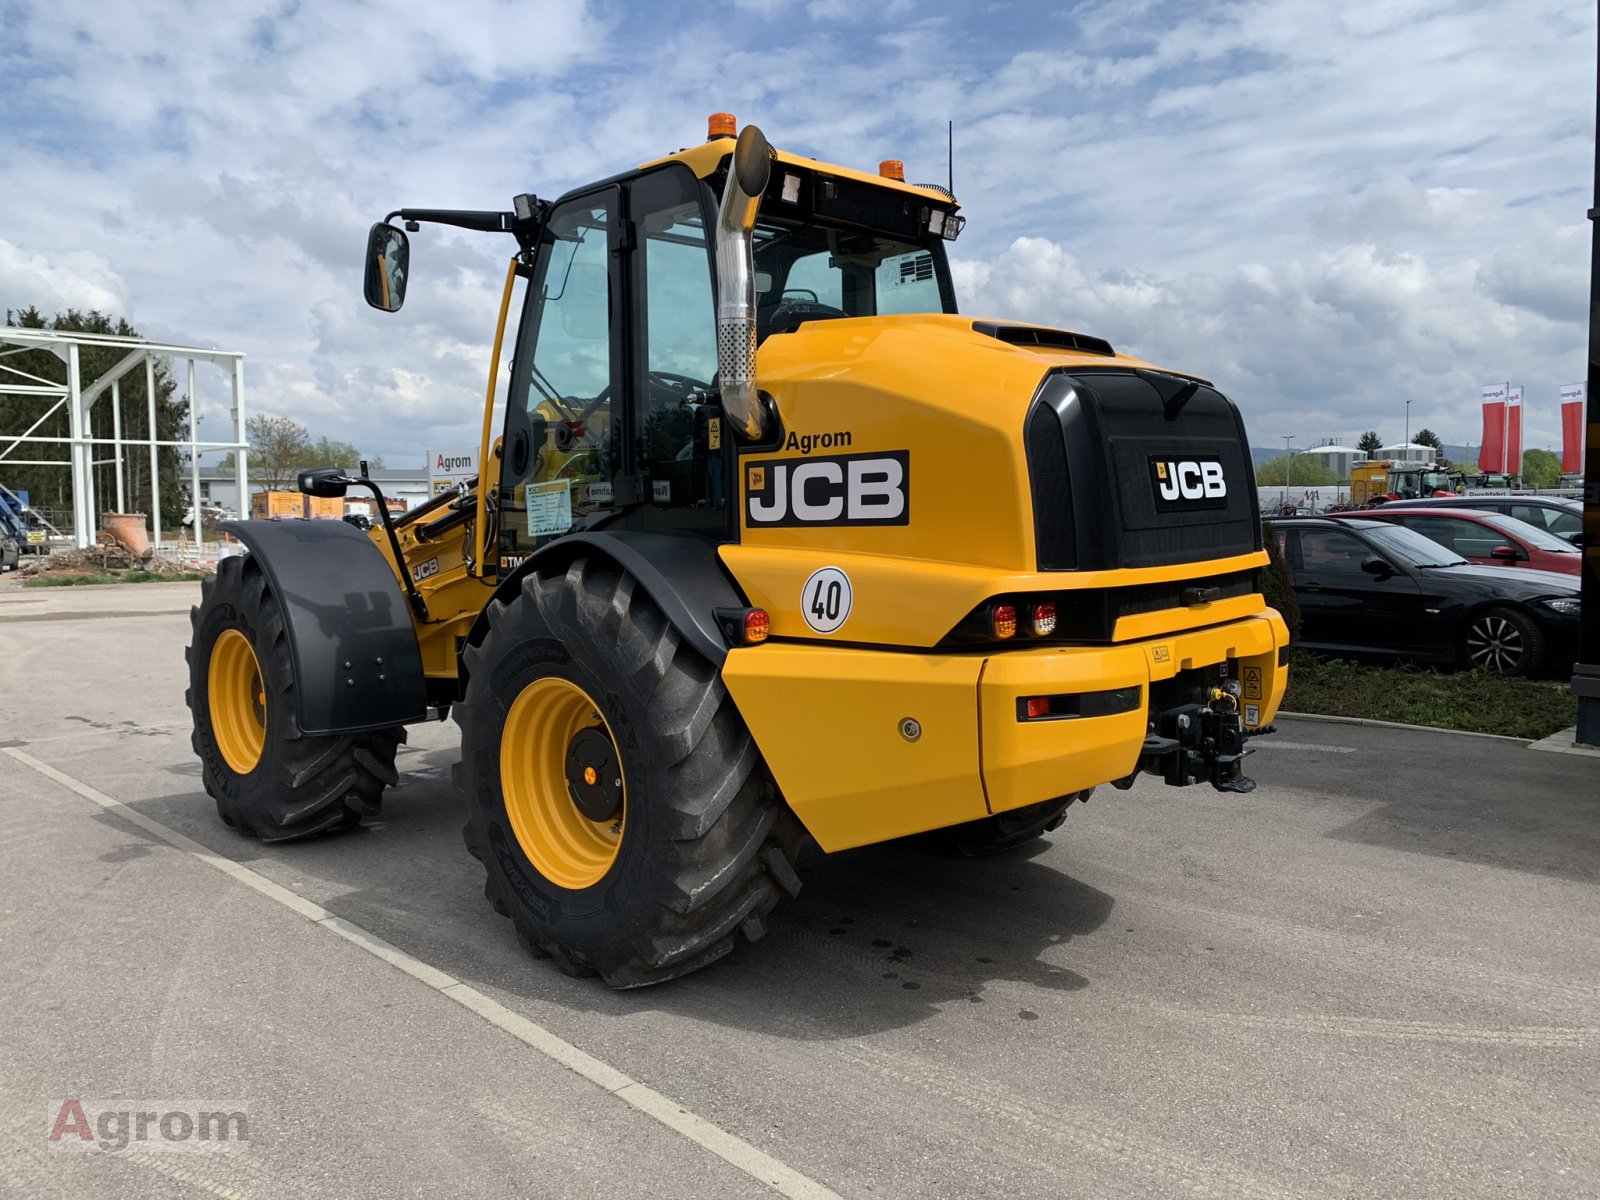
[{"left": 714, "top": 124, "right": 773, "bottom": 442}]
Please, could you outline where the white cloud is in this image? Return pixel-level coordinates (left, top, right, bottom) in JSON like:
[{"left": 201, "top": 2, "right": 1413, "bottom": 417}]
[
  {"left": 0, "top": 0, "right": 1592, "bottom": 461},
  {"left": 0, "top": 240, "right": 127, "bottom": 317}
]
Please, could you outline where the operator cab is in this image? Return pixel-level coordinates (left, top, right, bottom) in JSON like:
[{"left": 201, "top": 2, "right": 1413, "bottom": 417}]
[{"left": 494, "top": 121, "right": 961, "bottom": 560}]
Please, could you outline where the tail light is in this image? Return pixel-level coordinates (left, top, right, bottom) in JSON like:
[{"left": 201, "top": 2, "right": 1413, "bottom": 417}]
[
  {"left": 1030, "top": 602, "right": 1056, "bottom": 637},
  {"left": 991, "top": 604, "right": 1017, "bottom": 639},
  {"left": 742, "top": 609, "right": 770, "bottom": 644}
]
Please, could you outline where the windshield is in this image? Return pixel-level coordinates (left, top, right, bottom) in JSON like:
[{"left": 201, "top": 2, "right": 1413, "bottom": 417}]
[
  {"left": 752, "top": 217, "right": 954, "bottom": 337},
  {"left": 1346, "top": 520, "right": 1467, "bottom": 567}
]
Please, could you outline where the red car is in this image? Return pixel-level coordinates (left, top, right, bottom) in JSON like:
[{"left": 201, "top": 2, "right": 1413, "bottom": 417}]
[{"left": 1328, "top": 507, "right": 1581, "bottom": 575}]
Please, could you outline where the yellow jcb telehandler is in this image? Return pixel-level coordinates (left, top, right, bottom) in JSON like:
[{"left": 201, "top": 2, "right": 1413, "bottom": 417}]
[{"left": 186, "top": 115, "right": 1289, "bottom": 986}]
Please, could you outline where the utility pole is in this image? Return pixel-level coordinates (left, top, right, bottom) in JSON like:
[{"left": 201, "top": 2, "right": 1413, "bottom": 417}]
[
  {"left": 1282, "top": 434, "right": 1294, "bottom": 510},
  {"left": 1576, "top": 15, "right": 1600, "bottom": 746},
  {"left": 1405, "top": 398, "right": 1411, "bottom": 448}
]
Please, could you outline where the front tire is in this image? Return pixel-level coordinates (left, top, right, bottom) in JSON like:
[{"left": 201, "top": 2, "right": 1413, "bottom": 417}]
[
  {"left": 457, "top": 557, "right": 803, "bottom": 988},
  {"left": 1461, "top": 606, "right": 1544, "bottom": 677},
  {"left": 186, "top": 555, "right": 405, "bottom": 840}
]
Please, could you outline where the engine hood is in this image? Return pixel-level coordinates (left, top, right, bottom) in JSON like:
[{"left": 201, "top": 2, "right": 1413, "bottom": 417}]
[{"left": 741, "top": 311, "right": 1257, "bottom": 574}]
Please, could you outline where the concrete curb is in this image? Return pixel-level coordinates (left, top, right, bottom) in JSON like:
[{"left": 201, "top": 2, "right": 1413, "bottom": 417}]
[
  {"left": 1527, "top": 727, "right": 1600, "bottom": 759},
  {"left": 1276, "top": 711, "right": 1529, "bottom": 744}
]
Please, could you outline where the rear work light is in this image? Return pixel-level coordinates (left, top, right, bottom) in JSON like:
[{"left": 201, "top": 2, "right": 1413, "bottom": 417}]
[
  {"left": 1029, "top": 602, "right": 1056, "bottom": 637},
  {"left": 992, "top": 604, "right": 1017, "bottom": 639}
]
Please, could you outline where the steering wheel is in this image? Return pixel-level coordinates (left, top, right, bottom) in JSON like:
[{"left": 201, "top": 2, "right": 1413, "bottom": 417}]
[{"left": 767, "top": 300, "right": 849, "bottom": 332}]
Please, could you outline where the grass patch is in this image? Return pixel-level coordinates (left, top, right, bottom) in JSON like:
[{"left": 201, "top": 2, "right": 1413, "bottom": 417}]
[
  {"left": 1282, "top": 653, "right": 1575, "bottom": 740},
  {"left": 22, "top": 570, "right": 207, "bottom": 588},
  {"left": 22, "top": 574, "right": 119, "bottom": 587}
]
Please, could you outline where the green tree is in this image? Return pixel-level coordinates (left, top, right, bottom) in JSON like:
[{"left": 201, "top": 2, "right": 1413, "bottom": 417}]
[
  {"left": 1357, "top": 430, "right": 1383, "bottom": 455},
  {"left": 308, "top": 436, "right": 361, "bottom": 469},
  {"left": 245, "top": 413, "right": 313, "bottom": 490},
  {"left": 1, "top": 307, "right": 189, "bottom": 528},
  {"left": 1413, "top": 428, "right": 1444, "bottom": 454},
  {"left": 1255, "top": 454, "right": 1340, "bottom": 487},
  {"left": 1521, "top": 448, "right": 1561, "bottom": 488},
  {"left": 219, "top": 429, "right": 385, "bottom": 476}
]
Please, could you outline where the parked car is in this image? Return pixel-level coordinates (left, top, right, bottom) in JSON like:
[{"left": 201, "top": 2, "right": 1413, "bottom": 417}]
[
  {"left": 1269, "top": 516, "right": 1580, "bottom": 676},
  {"left": 1327, "top": 507, "right": 1580, "bottom": 575},
  {"left": 1391, "top": 495, "right": 1582, "bottom": 543},
  {"left": 0, "top": 532, "right": 18, "bottom": 573}
]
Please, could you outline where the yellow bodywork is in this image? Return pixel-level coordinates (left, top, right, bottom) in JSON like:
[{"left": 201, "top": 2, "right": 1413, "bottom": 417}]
[
  {"left": 723, "top": 613, "right": 1287, "bottom": 852},
  {"left": 357, "top": 140, "right": 1289, "bottom": 854}
]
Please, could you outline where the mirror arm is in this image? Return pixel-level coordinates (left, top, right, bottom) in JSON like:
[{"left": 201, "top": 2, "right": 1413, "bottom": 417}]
[
  {"left": 339, "top": 467, "right": 429, "bottom": 621},
  {"left": 387, "top": 202, "right": 548, "bottom": 243}
]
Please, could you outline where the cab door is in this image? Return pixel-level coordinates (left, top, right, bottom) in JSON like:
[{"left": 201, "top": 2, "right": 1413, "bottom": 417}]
[
  {"left": 498, "top": 189, "right": 624, "bottom": 567},
  {"left": 624, "top": 165, "right": 728, "bottom": 537}
]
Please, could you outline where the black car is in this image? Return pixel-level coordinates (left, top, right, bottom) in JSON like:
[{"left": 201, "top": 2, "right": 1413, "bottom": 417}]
[
  {"left": 1270, "top": 516, "right": 1580, "bottom": 675},
  {"left": 1390, "top": 495, "right": 1582, "bottom": 543}
]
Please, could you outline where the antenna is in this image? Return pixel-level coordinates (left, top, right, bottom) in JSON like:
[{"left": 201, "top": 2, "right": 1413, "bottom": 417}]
[{"left": 947, "top": 120, "right": 953, "bottom": 195}]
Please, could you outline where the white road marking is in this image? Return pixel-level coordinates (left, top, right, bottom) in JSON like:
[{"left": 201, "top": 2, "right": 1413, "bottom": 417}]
[{"left": 3, "top": 746, "right": 841, "bottom": 1200}]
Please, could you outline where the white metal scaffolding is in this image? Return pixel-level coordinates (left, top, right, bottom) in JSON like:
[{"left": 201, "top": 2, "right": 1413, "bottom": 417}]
[{"left": 0, "top": 329, "right": 247, "bottom": 551}]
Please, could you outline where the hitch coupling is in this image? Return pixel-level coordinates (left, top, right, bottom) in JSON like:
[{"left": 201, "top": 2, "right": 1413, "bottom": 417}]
[{"left": 1130, "top": 686, "right": 1265, "bottom": 794}]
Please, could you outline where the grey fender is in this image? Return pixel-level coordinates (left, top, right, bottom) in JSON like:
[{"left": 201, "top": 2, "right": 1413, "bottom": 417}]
[
  {"left": 220, "top": 520, "right": 428, "bottom": 735},
  {"left": 467, "top": 531, "right": 747, "bottom": 676}
]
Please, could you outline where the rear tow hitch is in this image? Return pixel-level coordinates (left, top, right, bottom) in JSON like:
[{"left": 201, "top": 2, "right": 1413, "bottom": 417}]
[{"left": 1133, "top": 687, "right": 1272, "bottom": 793}]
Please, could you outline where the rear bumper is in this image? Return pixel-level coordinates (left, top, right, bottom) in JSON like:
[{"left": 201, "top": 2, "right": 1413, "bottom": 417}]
[{"left": 722, "top": 609, "right": 1290, "bottom": 851}]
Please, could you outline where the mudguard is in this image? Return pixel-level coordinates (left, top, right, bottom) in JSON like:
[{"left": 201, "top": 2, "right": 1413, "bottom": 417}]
[
  {"left": 219, "top": 520, "right": 428, "bottom": 735},
  {"left": 474, "top": 531, "right": 747, "bottom": 669}
]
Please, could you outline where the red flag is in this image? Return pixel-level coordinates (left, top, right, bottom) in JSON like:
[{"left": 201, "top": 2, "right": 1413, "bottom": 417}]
[
  {"left": 1505, "top": 386, "right": 1523, "bottom": 475},
  {"left": 1561, "top": 385, "right": 1585, "bottom": 475},
  {"left": 1478, "top": 384, "right": 1507, "bottom": 473}
]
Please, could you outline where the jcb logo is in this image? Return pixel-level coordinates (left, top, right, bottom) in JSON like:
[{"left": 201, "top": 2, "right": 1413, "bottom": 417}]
[
  {"left": 1151, "top": 457, "right": 1227, "bottom": 510},
  {"left": 745, "top": 451, "right": 910, "bottom": 527}
]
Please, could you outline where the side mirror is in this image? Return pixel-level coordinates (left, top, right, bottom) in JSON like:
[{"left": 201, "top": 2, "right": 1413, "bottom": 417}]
[
  {"left": 364, "top": 223, "right": 410, "bottom": 312},
  {"left": 298, "top": 467, "right": 350, "bottom": 499},
  {"left": 1569, "top": 532, "right": 1583, "bottom": 548},
  {"left": 1360, "top": 556, "right": 1394, "bottom": 578},
  {"left": 1490, "top": 545, "right": 1519, "bottom": 561}
]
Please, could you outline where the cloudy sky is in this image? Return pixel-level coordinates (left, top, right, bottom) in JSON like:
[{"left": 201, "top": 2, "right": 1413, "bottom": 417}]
[{"left": 1, "top": 0, "right": 1593, "bottom": 465}]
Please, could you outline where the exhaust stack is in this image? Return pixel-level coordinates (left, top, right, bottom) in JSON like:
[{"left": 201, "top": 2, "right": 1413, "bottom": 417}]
[{"left": 714, "top": 124, "right": 773, "bottom": 442}]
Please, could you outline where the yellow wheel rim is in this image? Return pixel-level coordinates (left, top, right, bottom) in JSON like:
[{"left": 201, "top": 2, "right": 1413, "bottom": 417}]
[
  {"left": 209, "top": 628, "right": 267, "bottom": 774},
  {"left": 501, "top": 677, "right": 626, "bottom": 890}
]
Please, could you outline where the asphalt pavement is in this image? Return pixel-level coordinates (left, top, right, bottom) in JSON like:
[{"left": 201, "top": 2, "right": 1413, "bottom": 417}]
[{"left": 1, "top": 581, "right": 1596, "bottom": 1199}]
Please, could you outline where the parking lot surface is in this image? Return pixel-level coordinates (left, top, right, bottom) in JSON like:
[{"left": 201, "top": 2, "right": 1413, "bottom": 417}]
[{"left": 2, "top": 581, "right": 1597, "bottom": 1198}]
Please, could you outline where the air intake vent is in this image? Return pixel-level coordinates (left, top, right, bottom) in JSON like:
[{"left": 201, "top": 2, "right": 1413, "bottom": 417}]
[{"left": 973, "top": 321, "right": 1114, "bottom": 357}]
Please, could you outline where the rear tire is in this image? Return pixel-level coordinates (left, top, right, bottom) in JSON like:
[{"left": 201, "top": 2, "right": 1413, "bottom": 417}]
[
  {"left": 457, "top": 556, "right": 803, "bottom": 988},
  {"left": 917, "top": 791, "right": 1089, "bottom": 856},
  {"left": 186, "top": 554, "right": 405, "bottom": 840},
  {"left": 1461, "top": 606, "right": 1544, "bottom": 677}
]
